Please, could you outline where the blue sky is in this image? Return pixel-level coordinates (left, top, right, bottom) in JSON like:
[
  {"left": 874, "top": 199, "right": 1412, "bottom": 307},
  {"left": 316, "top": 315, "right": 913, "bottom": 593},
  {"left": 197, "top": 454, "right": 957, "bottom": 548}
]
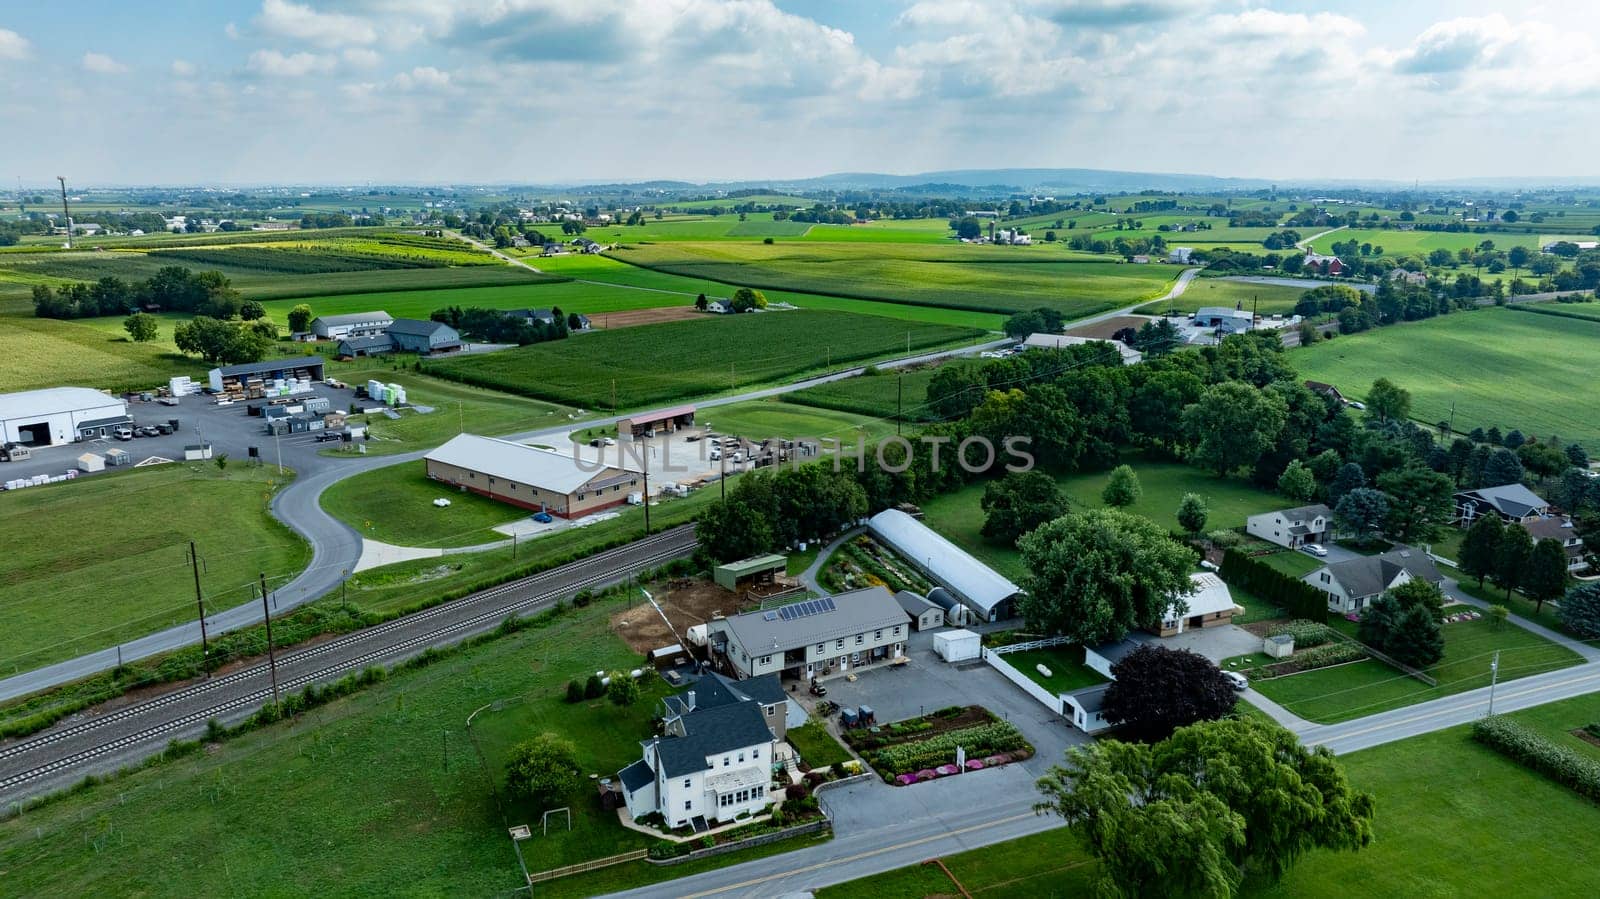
[{"left": 2, "top": 1, "right": 1596, "bottom": 186}]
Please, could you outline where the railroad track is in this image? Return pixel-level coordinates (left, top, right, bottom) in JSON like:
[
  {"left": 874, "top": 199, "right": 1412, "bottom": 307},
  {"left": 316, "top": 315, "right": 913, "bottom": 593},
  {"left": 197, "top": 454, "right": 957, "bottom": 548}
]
[{"left": 0, "top": 525, "right": 695, "bottom": 797}]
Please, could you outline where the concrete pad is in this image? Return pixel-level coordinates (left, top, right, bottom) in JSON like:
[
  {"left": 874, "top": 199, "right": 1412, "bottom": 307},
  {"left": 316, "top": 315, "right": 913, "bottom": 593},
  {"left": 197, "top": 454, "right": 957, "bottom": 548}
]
[{"left": 354, "top": 538, "right": 443, "bottom": 572}]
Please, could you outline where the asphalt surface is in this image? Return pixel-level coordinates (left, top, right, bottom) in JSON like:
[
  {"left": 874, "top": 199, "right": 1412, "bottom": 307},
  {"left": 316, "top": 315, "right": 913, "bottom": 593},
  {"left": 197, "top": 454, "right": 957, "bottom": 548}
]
[{"left": 0, "top": 525, "right": 697, "bottom": 804}]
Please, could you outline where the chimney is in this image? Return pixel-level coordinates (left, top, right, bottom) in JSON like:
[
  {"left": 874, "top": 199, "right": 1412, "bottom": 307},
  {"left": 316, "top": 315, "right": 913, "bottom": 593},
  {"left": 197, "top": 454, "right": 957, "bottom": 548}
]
[{"left": 686, "top": 690, "right": 696, "bottom": 711}]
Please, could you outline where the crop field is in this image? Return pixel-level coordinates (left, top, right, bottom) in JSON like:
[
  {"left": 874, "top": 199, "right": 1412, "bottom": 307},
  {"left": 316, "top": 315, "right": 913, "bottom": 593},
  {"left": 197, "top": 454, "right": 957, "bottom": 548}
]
[
  {"left": 320, "top": 365, "right": 575, "bottom": 456},
  {"left": 1295, "top": 307, "right": 1600, "bottom": 450},
  {"left": 427, "top": 310, "right": 986, "bottom": 410},
  {"left": 784, "top": 358, "right": 981, "bottom": 421},
  {"left": 0, "top": 314, "right": 205, "bottom": 392},
  {"left": 0, "top": 464, "right": 309, "bottom": 674},
  {"left": 1302, "top": 228, "right": 1547, "bottom": 257},
  {"left": 612, "top": 241, "right": 1177, "bottom": 317},
  {"left": 1139, "top": 276, "right": 1312, "bottom": 315}
]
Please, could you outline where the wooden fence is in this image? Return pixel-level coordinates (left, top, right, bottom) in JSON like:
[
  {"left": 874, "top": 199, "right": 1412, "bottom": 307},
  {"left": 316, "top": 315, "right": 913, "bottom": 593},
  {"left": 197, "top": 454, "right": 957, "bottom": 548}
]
[{"left": 527, "top": 848, "right": 648, "bottom": 884}]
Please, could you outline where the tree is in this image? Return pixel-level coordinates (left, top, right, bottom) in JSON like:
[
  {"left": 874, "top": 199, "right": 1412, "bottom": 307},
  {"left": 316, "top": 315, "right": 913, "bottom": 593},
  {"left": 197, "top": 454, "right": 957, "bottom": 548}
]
[
  {"left": 1376, "top": 465, "right": 1454, "bottom": 543},
  {"left": 239, "top": 299, "right": 267, "bottom": 321},
  {"left": 1101, "top": 464, "right": 1142, "bottom": 507},
  {"left": 1035, "top": 719, "right": 1374, "bottom": 895},
  {"left": 1523, "top": 537, "right": 1570, "bottom": 613},
  {"left": 1458, "top": 513, "right": 1505, "bottom": 587},
  {"left": 287, "top": 303, "right": 313, "bottom": 333},
  {"left": 584, "top": 674, "right": 605, "bottom": 699},
  {"left": 1493, "top": 523, "right": 1534, "bottom": 599},
  {"left": 122, "top": 312, "right": 159, "bottom": 343},
  {"left": 1364, "top": 378, "right": 1411, "bottom": 424},
  {"left": 1018, "top": 509, "right": 1196, "bottom": 644},
  {"left": 1177, "top": 493, "right": 1209, "bottom": 537},
  {"left": 1334, "top": 488, "right": 1390, "bottom": 544},
  {"left": 1101, "top": 645, "right": 1237, "bottom": 741},
  {"left": 979, "top": 471, "right": 1068, "bottom": 545},
  {"left": 1358, "top": 593, "right": 1443, "bottom": 667},
  {"left": 954, "top": 216, "right": 982, "bottom": 240},
  {"left": 1328, "top": 462, "right": 1366, "bottom": 505},
  {"left": 1560, "top": 583, "right": 1600, "bottom": 638},
  {"left": 1565, "top": 443, "right": 1590, "bottom": 469},
  {"left": 729, "top": 287, "right": 767, "bottom": 312},
  {"left": 564, "top": 680, "right": 585, "bottom": 703},
  {"left": 1503, "top": 429, "right": 1526, "bottom": 450},
  {"left": 695, "top": 498, "right": 775, "bottom": 562},
  {"left": 1387, "top": 578, "right": 1447, "bottom": 620},
  {"left": 504, "top": 734, "right": 582, "bottom": 810},
  {"left": 1182, "top": 381, "right": 1288, "bottom": 477},
  {"left": 1487, "top": 604, "right": 1509, "bottom": 629},
  {"left": 213, "top": 453, "right": 228, "bottom": 472},
  {"left": 695, "top": 293, "right": 708, "bottom": 311},
  {"left": 608, "top": 670, "right": 641, "bottom": 706},
  {"left": 1277, "top": 459, "right": 1316, "bottom": 502}
]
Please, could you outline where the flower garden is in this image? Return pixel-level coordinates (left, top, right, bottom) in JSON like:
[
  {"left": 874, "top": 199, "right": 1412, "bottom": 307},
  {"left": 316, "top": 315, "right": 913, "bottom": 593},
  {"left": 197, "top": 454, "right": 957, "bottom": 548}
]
[{"left": 842, "top": 705, "right": 1033, "bottom": 785}]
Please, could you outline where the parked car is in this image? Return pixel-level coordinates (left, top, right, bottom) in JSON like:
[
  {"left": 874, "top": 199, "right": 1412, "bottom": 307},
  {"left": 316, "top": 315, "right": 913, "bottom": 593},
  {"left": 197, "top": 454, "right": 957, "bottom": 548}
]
[
  {"left": 1301, "top": 543, "right": 1329, "bottom": 557},
  {"left": 1222, "top": 670, "right": 1249, "bottom": 692},
  {"left": 113, "top": 427, "right": 134, "bottom": 441},
  {"left": 684, "top": 434, "right": 700, "bottom": 442},
  {"left": 316, "top": 431, "right": 342, "bottom": 442},
  {"left": 808, "top": 682, "right": 827, "bottom": 696},
  {"left": 155, "top": 423, "right": 175, "bottom": 435},
  {"left": 214, "top": 397, "right": 234, "bottom": 407},
  {"left": 531, "top": 511, "right": 554, "bottom": 523},
  {"left": 135, "top": 426, "right": 160, "bottom": 438}
]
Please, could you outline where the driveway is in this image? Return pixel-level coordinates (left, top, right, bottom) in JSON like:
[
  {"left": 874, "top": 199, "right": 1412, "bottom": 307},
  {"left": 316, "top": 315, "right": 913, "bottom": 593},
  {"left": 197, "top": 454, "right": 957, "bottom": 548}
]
[{"left": 1159, "top": 624, "right": 1265, "bottom": 663}]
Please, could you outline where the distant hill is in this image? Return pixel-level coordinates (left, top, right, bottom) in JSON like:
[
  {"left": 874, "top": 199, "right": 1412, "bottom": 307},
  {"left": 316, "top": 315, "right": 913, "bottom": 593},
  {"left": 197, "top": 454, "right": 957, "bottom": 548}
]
[{"left": 759, "top": 168, "right": 1276, "bottom": 194}]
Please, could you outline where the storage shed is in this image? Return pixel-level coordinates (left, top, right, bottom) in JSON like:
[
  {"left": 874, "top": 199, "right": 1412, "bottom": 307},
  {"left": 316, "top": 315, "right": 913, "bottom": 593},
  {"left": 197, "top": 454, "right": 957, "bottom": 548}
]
[
  {"left": 894, "top": 591, "right": 945, "bottom": 631},
  {"left": 616, "top": 404, "right": 695, "bottom": 438},
  {"left": 0, "top": 387, "right": 130, "bottom": 447},
  {"left": 712, "top": 554, "right": 788, "bottom": 592},
  {"left": 76, "top": 452, "right": 105, "bottom": 473},
  {"left": 933, "top": 629, "right": 981, "bottom": 663}
]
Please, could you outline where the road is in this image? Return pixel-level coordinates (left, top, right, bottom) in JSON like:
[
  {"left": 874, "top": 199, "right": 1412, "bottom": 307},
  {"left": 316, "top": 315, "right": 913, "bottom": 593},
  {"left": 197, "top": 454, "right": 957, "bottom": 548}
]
[
  {"left": 0, "top": 526, "right": 698, "bottom": 804},
  {"left": 0, "top": 335, "right": 1010, "bottom": 704}
]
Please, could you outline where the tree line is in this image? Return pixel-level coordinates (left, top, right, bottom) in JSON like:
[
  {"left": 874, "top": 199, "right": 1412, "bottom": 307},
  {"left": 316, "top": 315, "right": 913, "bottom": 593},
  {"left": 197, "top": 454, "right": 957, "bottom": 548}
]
[
  {"left": 428, "top": 305, "right": 578, "bottom": 346},
  {"left": 31, "top": 266, "right": 247, "bottom": 320}
]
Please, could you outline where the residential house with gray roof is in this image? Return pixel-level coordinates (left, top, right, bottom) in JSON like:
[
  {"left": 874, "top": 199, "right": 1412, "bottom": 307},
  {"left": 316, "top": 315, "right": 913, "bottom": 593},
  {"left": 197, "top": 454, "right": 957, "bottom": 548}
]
[
  {"left": 707, "top": 585, "right": 910, "bottom": 681},
  {"left": 1303, "top": 545, "right": 1444, "bottom": 614},
  {"left": 1454, "top": 483, "right": 1550, "bottom": 525}
]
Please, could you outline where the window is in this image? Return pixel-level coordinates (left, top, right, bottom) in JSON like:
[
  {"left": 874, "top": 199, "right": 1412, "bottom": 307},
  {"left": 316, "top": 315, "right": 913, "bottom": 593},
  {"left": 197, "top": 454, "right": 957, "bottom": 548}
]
[
  {"left": 577, "top": 493, "right": 585, "bottom": 500},
  {"left": 685, "top": 801, "right": 692, "bottom": 810},
  {"left": 737, "top": 752, "right": 745, "bottom": 763},
  {"left": 683, "top": 779, "right": 691, "bottom": 789},
  {"left": 893, "top": 626, "right": 901, "bottom": 636},
  {"left": 766, "top": 705, "right": 775, "bottom": 716},
  {"left": 816, "top": 643, "right": 824, "bottom": 653},
  {"left": 759, "top": 655, "right": 771, "bottom": 666},
  {"left": 723, "top": 756, "right": 730, "bottom": 767},
  {"left": 835, "top": 639, "right": 844, "bottom": 650},
  {"left": 855, "top": 634, "right": 864, "bottom": 645},
  {"left": 874, "top": 629, "right": 882, "bottom": 641},
  {"left": 1320, "top": 573, "right": 1330, "bottom": 583},
  {"left": 754, "top": 785, "right": 764, "bottom": 798},
  {"left": 752, "top": 748, "right": 760, "bottom": 759}
]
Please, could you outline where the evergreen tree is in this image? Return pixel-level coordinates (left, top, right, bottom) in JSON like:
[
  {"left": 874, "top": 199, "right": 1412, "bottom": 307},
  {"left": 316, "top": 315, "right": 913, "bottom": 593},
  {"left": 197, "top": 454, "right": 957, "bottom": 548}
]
[{"left": 1458, "top": 514, "right": 1504, "bottom": 588}]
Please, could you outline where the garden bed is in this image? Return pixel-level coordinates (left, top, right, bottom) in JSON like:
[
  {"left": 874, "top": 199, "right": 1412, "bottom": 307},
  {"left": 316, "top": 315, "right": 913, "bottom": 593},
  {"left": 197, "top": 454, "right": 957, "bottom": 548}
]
[
  {"left": 819, "top": 535, "right": 934, "bottom": 595},
  {"left": 841, "top": 706, "right": 1033, "bottom": 785}
]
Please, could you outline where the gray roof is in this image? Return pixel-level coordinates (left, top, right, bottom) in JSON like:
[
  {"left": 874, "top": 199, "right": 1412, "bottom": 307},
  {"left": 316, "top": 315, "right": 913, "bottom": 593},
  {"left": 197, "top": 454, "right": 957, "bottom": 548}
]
[
  {"left": 867, "top": 510, "right": 1022, "bottom": 616},
  {"left": 895, "top": 590, "right": 939, "bottom": 618},
  {"left": 1067, "top": 683, "right": 1110, "bottom": 714},
  {"left": 75, "top": 414, "right": 133, "bottom": 430},
  {"left": 652, "top": 701, "right": 774, "bottom": 777},
  {"left": 1277, "top": 503, "right": 1332, "bottom": 525},
  {"left": 387, "top": 318, "right": 458, "bottom": 339},
  {"left": 1523, "top": 517, "right": 1579, "bottom": 544},
  {"left": 312, "top": 311, "right": 392, "bottom": 327},
  {"left": 338, "top": 335, "right": 393, "bottom": 352},
  {"left": 1456, "top": 483, "right": 1548, "bottom": 519},
  {"left": 925, "top": 586, "right": 960, "bottom": 612},
  {"left": 715, "top": 586, "right": 909, "bottom": 656},
  {"left": 618, "top": 759, "right": 653, "bottom": 793},
  {"left": 1316, "top": 545, "right": 1443, "bottom": 599},
  {"left": 425, "top": 433, "right": 638, "bottom": 494},
  {"left": 1088, "top": 633, "right": 1152, "bottom": 666},
  {"left": 215, "top": 356, "right": 325, "bottom": 378},
  {"left": 663, "top": 672, "right": 783, "bottom": 717}
]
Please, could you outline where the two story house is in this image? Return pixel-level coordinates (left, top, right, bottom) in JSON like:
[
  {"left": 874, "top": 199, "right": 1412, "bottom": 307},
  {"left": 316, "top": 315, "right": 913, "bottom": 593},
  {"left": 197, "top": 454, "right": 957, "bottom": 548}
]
[
  {"left": 1246, "top": 503, "right": 1332, "bottom": 549},
  {"left": 706, "top": 585, "right": 910, "bottom": 681},
  {"left": 1523, "top": 517, "right": 1589, "bottom": 572},
  {"left": 1303, "top": 545, "right": 1444, "bottom": 614},
  {"left": 1454, "top": 483, "right": 1550, "bottom": 526}
]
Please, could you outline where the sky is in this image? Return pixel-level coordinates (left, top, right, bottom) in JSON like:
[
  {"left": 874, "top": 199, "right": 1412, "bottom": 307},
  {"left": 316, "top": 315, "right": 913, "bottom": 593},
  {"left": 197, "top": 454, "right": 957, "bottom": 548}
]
[{"left": 2, "top": 1, "right": 1597, "bottom": 187}]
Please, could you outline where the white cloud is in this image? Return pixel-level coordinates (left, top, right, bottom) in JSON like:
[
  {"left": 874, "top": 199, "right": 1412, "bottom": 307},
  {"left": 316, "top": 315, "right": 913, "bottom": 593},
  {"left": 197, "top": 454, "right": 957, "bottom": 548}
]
[
  {"left": 1387, "top": 15, "right": 1600, "bottom": 97},
  {"left": 247, "top": 49, "right": 338, "bottom": 77},
  {"left": 225, "top": 22, "right": 240, "bottom": 39},
  {"left": 171, "top": 59, "right": 196, "bottom": 76},
  {"left": 392, "top": 65, "right": 450, "bottom": 90},
  {"left": 256, "top": 0, "right": 377, "bottom": 46},
  {"left": 342, "top": 47, "right": 381, "bottom": 68},
  {"left": 82, "top": 52, "right": 128, "bottom": 74},
  {"left": 0, "top": 27, "right": 29, "bottom": 61}
]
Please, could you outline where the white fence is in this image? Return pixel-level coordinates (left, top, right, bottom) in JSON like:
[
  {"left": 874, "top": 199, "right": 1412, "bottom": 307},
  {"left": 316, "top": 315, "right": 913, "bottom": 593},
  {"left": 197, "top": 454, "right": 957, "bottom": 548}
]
[{"left": 981, "top": 645, "right": 1065, "bottom": 716}]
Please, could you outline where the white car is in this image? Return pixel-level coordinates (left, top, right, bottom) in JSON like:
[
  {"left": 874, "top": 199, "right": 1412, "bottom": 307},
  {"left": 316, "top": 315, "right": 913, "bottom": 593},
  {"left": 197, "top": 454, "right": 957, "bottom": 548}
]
[
  {"left": 1222, "top": 670, "right": 1249, "bottom": 692},
  {"left": 1301, "top": 543, "right": 1329, "bottom": 557}
]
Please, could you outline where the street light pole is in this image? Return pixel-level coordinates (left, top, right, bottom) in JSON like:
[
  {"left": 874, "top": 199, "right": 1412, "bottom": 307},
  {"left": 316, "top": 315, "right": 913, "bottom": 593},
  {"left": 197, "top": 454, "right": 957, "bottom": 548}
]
[{"left": 1487, "top": 650, "right": 1501, "bottom": 716}]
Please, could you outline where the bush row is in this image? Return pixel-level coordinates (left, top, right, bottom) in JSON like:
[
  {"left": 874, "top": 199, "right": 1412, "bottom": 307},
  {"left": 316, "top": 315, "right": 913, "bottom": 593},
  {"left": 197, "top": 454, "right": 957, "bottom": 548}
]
[
  {"left": 869, "top": 721, "right": 1028, "bottom": 773},
  {"left": 1218, "top": 548, "right": 1329, "bottom": 622},
  {"left": 1472, "top": 716, "right": 1600, "bottom": 803}
]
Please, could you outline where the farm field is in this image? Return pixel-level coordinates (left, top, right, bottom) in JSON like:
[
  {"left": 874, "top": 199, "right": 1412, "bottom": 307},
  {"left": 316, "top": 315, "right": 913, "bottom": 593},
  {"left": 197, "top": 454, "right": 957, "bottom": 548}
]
[
  {"left": 0, "top": 313, "right": 206, "bottom": 393},
  {"left": 1245, "top": 618, "right": 1582, "bottom": 723},
  {"left": 1301, "top": 227, "right": 1548, "bottom": 257},
  {"left": 783, "top": 358, "right": 981, "bottom": 422},
  {"left": 698, "top": 398, "right": 899, "bottom": 445},
  {"left": 0, "top": 591, "right": 822, "bottom": 898},
  {"left": 426, "top": 310, "right": 987, "bottom": 411},
  {"left": 610, "top": 241, "right": 1177, "bottom": 318},
  {"left": 320, "top": 365, "right": 575, "bottom": 456},
  {"left": 919, "top": 457, "right": 1286, "bottom": 580},
  {"left": 1294, "top": 307, "right": 1600, "bottom": 450},
  {"left": 1138, "top": 276, "right": 1312, "bottom": 315},
  {"left": 0, "top": 464, "right": 309, "bottom": 675},
  {"left": 822, "top": 695, "right": 1600, "bottom": 899}
]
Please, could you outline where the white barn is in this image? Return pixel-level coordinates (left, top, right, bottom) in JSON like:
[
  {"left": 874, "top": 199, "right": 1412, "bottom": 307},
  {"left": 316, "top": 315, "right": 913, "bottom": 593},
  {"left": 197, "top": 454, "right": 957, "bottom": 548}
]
[{"left": 0, "top": 387, "right": 130, "bottom": 447}]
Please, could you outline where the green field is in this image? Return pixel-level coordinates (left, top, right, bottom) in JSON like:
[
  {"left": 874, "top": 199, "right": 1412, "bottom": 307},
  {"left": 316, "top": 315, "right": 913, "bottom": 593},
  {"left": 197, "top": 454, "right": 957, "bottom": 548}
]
[
  {"left": 783, "top": 359, "right": 980, "bottom": 422},
  {"left": 321, "top": 365, "right": 576, "bottom": 456},
  {"left": 699, "top": 398, "right": 899, "bottom": 445},
  {"left": 611, "top": 241, "right": 1177, "bottom": 317},
  {"left": 1248, "top": 617, "right": 1582, "bottom": 723},
  {"left": 0, "top": 590, "right": 821, "bottom": 898},
  {"left": 823, "top": 695, "right": 1600, "bottom": 899},
  {"left": 0, "top": 314, "right": 207, "bottom": 393},
  {"left": 427, "top": 310, "right": 986, "bottom": 411},
  {"left": 786, "top": 720, "right": 853, "bottom": 769},
  {"left": 320, "top": 464, "right": 528, "bottom": 549},
  {"left": 0, "top": 464, "right": 309, "bottom": 674},
  {"left": 920, "top": 457, "right": 1287, "bottom": 580},
  {"left": 1295, "top": 307, "right": 1600, "bottom": 450},
  {"left": 1138, "top": 276, "right": 1313, "bottom": 315},
  {"left": 1005, "top": 645, "right": 1108, "bottom": 694},
  {"left": 1302, "top": 227, "right": 1547, "bottom": 257}
]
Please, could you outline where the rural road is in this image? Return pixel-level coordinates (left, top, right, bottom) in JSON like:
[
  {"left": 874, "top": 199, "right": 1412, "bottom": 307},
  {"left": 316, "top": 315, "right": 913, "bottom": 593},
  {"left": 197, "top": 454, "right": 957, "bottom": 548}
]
[
  {"left": 0, "top": 335, "right": 1010, "bottom": 703},
  {"left": 1297, "top": 224, "right": 1347, "bottom": 250}
]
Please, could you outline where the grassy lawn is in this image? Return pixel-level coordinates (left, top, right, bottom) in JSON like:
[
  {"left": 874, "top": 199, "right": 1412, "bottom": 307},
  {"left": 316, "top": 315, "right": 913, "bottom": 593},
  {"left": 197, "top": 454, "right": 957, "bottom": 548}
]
[
  {"left": 1259, "top": 548, "right": 1325, "bottom": 578},
  {"left": 700, "top": 398, "right": 900, "bottom": 445},
  {"left": 1137, "top": 277, "right": 1312, "bottom": 315},
  {"left": 784, "top": 358, "right": 982, "bottom": 422},
  {"left": 322, "top": 364, "right": 577, "bottom": 456},
  {"left": 1004, "top": 646, "right": 1107, "bottom": 694},
  {"left": 320, "top": 464, "right": 528, "bottom": 548},
  {"left": 0, "top": 464, "right": 309, "bottom": 675},
  {"left": 1250, "top": 617, "right": 1583, "bottom": 723},
  {"left": 1296, "top": 307, "right": 1600, "bottom": 451},
  {"left": 920, "top": 457, "right": 1287, "bottom": 582},
  {"left": 0, "top": 592, "right": 820, "bottom": 897},
  {"left": 427, "top": 310, "right": 986, "bottom": 411},
  {"left": 788, "top": 720, "right": 853, "bottom": 769},
  {"left": 824, "top": 694, "right": 1600, "bottom": 899}
]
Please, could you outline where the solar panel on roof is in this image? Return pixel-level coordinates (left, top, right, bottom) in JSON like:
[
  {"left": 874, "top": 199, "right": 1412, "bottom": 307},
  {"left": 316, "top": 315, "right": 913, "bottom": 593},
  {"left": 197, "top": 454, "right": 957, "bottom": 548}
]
[
  {"left": 763, "top": 611, "right": 778, "bottom": 621},
  {"left": 775, "top": 596, "right": 838, "bottom": 622}
]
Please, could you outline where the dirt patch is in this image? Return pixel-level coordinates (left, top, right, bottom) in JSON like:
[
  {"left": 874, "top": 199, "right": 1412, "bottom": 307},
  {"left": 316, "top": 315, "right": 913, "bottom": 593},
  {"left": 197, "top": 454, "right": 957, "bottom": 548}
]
[
  {"left": 587, "top": 306, "right": 705, "bottom": 330},
  {"left": 1572, "top": 727, "right": 1600, "bottom": 750},
  {"left": 1065, "top": 314, "right": 1156, "bottom": 340},
  {"left": 610, "top": 577, "right": 746, "bottom": 654}
]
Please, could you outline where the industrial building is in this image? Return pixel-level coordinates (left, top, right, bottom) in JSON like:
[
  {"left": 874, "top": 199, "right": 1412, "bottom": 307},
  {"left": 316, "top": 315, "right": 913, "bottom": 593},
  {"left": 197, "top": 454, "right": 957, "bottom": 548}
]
[
  {"left": 706, "top": 585, "right": 910, "bottom": 681},
  {"left": 0, "top": 387, "right": 130, "bottom": 447},
  {"left": 310, "top": 311, "right": 394, "bottom": 340},
  {"left": 423, "top": 433, "right": 642, "bottom": 518},
  {"left": 207, "top": 357, "right": 326, "bottom": 398},
  {"left": 617, "top": 404, "right": 696, "bottom": 438},
  {"left": 866, "top": 509, "right": 1024, "bottom": 622},
  {"left": 334, "top": 318, "right": 462, "bottom": 358}
]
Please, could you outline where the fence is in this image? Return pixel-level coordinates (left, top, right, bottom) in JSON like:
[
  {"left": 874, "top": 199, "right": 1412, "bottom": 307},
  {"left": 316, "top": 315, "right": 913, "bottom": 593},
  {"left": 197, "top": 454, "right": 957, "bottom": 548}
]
[
  {"left": 647, "top": 819, "right": 832, "bottom": 866},
  {"left": 527, "top": 848, "right": 648, "bottom": 883},
  {"left": 981, "top": 645, "right": 1066, "bottom": 716}
]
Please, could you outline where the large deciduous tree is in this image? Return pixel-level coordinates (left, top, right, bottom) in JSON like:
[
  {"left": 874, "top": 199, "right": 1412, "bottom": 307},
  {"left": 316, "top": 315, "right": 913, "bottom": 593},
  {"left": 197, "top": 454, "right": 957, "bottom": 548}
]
[
  {"left": 1493, "top": 524, "right": 1534, "bottom": 599},
  {"left": 1182, "top": 381, "right": 1288, "bottom": 477},
  {"left": 504, "top": 733, "right": 582, "bottom": 810},
  {"left": 287, "top": 303, "right": 313, "bottom": 333},
  {"left": 1458, "top": 513, "right": 1505, "bottom": 588},
  {"left": 1101, "top": 645, "right": 1238, "bottom": 741},
  {"left": 1560, "top": 583, "right": 1600, "bottom": 638},
  {"left": 1376, "top": 465, "right": 1454, "bottom": 543},
  {"left": 1035, "top": 718, "right": 1375, "bottom": 896},
  {"left": 979, "top": 471, "right": 1068, "bottom": 546},
  {"left": 1523, "top": 537, "right": 1571, "bottom": 613},
  {"left": 1364, "top": 377, "right": 1411, "bottom": 424},
  {"left": 122, "top": 311, "right": 158, "bottom": 343},
  {"left": 1017, "top": 509, "right": 1196, "bottom": 644},
  {"left": 1277, "top": 459, "right": 1316, "bottom": 502}
]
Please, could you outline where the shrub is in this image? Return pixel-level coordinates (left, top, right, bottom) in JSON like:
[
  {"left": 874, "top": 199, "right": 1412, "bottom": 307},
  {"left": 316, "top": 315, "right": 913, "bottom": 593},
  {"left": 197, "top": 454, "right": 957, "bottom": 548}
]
[
  {"left": 608, "top": 670, "right": 641, "bottom": 706},
  {"left": 785, "top": 783, "right": 807, "bottom": 801},
  {"left": 649, "top": 840, "right": 687, "bottom": 859},
  {"left": 1267, "top": 619, "right": 1334, "bottom": 648},
  {"left": 1206, "top": 529, "right": 1242, "bottom": 548},
  {"left": 1218, "top": 548, "right": 1328, "bottom": 622},
  {"left": 1472, "top": 716, "right": 1600, "bottom": 802},
  {"left": 870, "top": 721, "right": 1029, "bottom": 772},
  {"left": 585, "top": 674, "right": 605, "bottom": 699},
  {"left": 1292, "top": 643, "right": 1367, "bottom": 669},
  {"left": 565, "top": 680, "right": 585, "bottom": 703},
  {"left": 572, "top": 589, "right": 593, "bottom": 608}
]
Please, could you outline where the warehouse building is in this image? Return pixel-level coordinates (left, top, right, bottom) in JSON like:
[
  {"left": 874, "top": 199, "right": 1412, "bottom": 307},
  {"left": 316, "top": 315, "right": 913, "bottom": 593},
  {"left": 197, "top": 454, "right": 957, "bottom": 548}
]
[
  {"left": 310, "top": 311, "right": 394, "bottom": 340},
  {"left": 617, "top": 404, "right": 695, "bottom": 438},
  {"left": 0, "top": 387, "right": 130, "bottom": 447},
  {"left": 334, "top": 319, "right": 462, "bottom": 358},
  {"left": 424, "top": 433, "right": 642, "bottom": 518},
  {"left": 207, "top": 357, "right": 326, "bottom": 397},
  {"left": 867, "top": 509, "right": 1024, "bottom": 622}
]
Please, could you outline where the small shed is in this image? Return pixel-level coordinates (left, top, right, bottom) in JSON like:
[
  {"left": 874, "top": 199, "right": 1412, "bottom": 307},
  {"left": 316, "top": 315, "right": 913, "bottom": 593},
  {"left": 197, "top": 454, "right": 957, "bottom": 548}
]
[
  {"left": 648, "top": 643, "right": 688, "bottom": 670},
  {"left": 184, "top": 443, "right": 213, "bottom": 461},
  {"left": 712, "top": 553, "right": 788, "bottom": 592},
  {"left": 933, "top": 629, "right": 981, "bottom": 663},
  {"left": 1264, "top": 634, "right": 1294, "bottom": 659},
  {"left": 104, "top": 447, "right": 131, "bottom": 466},
  {"left": 925, "top": 587, "right": 968, "bottom": 627},
  {"left": 894, "top": 591, "right": 945, "bottom": 631},
  {"left": 1064, "top": 684, "right": 1114, "bottom": 734},
  {"left": 1085, "top": 635, "right": 1149, "bottom": 680},
  {"left": 76, "top": 452, "right": 105, "bottom": 473}
]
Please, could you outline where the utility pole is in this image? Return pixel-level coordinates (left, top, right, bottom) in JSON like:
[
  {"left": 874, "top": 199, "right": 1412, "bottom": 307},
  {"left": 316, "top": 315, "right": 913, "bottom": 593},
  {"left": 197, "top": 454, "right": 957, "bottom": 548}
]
[
  {"left": 260, "top": 573, "right": 280, "bottom": 710},
  {"left": 274, "top": 428, "right": 283, "bottom": 475},
  {"left": 56, "top": 176, "right": 72, "bottom": 249},
  {"left": 340, "top": 569, "right": 349, "bottom": 613},
  {"left": 1487, "top": 650, "right": 1501, "bottom": 716},
  {"left": 719, "top": 446, "right": 726, "bottom": 500},
  {"left": 641, "top": 435, "right": 651, "bottom": 536},
  {"left": 897, "top": 375, "right": 903, "bottom": 436},
  {"left": 188, "top": 541, "right": 210, "bottom": 671}
]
